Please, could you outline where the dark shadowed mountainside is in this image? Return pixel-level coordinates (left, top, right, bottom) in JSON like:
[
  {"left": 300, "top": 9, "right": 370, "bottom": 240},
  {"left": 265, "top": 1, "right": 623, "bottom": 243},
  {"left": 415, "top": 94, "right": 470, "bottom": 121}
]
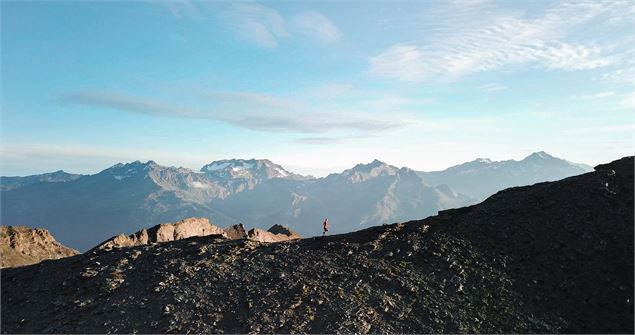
[{"left": 1, "top": 156, "right": 631, "bottom": 334}]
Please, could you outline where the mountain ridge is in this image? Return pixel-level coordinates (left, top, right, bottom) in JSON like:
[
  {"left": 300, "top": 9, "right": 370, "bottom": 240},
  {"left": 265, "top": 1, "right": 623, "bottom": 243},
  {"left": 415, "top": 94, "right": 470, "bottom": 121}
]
[
  {"left": 417, "top": 151, "right": 593, "bottom": 200},
  {"left": 1, "top": 152, "right": 592, "bottom": 251},
  {"left": 1, "top": 156, "right": 631, "bottom": 333}
]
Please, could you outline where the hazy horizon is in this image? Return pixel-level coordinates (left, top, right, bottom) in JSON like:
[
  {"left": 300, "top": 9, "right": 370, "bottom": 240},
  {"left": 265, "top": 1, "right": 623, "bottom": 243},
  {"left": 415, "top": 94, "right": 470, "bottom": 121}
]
[
  {"left": 2, "top": 1, "right": 634, "bottom": 177},
  {"left": 0, "top": 150, "right": 600, "bottom": 178}
]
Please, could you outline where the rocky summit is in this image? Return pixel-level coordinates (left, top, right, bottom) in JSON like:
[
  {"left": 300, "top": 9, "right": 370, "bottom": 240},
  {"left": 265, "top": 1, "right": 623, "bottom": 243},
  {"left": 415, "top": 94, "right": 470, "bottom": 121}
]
[
  {"left": 1, "top": 157, "right": 632, "bottom": 334},
  {"left": 0, "top": 226, "right": 79, "bottom": 268}
]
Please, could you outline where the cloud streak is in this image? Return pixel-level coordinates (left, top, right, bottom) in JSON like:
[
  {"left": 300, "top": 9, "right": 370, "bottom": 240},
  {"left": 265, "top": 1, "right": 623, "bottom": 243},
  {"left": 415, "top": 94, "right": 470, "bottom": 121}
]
[
  {"left": 369, "top": 1, "right": 622, "bottom": 82},
  {"left": 292, "top": 12, "right": 342, "bottom": 43},
  {"left": 60, "top": 92, "right": 192, "bottom": 117},
  {"left": 222, "top": 3, "right": 341, "bottom": 48},
  {"left": 571, "top": 91, "right": 616, "bottom": 100},
  {"left": 60, "top": 90, "right": 404, "bottom": 134},
  {"left": 164, "top": 0, "right": 202, "bottom": 19},
  {"left": 224, "top": 3, "right": 289, "bottom": 48},
  {"left": 293, "top": 133, "right": 375, "bottom": 145}
]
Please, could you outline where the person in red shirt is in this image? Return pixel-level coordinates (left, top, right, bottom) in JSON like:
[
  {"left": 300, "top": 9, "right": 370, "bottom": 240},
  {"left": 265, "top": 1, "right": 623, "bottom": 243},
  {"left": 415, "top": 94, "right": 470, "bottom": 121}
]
[{"left": 322, "top": 218, "right": 329, "bottom": 236}]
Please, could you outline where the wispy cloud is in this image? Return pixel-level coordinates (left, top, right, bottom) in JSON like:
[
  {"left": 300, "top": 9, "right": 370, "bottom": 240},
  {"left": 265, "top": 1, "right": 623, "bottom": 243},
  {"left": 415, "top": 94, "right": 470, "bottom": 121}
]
[
  {"left": 61, "top": 90, "right": 404, "bottom": 134},
  {"left": 309, "top": 83, "right": 355, "bottom": 98},
  {"left": 294, "top": 137, "right": 343, "bottom": 145},
  {"left": 567, "top": 124, "right": 635, "bottom": 135},
  {"left": 602, "top": 59, "right": 635, "bottom": 85},
  {"left": 163, "top": 0, "right": 202, "bottom": 19},
  {"left": 293, "top": 134, "right": 373, "bottom": 145},
  {"left": 60, "top": 91, "right": 192, "bottom": 117},
  {"left": 363, "top": 94, "right": 434, "bottom": 112},
  {"left": 482, "top": 83, "right": 507, "bottom": 92},
  {"left": 571, "top": 91, "right": 616, "bottom": 100},
  {"left": 448, "top": 0, "right": 491, "bottom": 6},
  {"left": 369, "top": 1, "right": 623, "bottom": 82},
  {"left": 617, "top": 92, "right": 635, "bottom": 110},
  {"left": 0, "top": 142, "right": 213, "bottom": 175},
  {"left": 292, "top": 12, "right": 342, "bottom": 43},
  {"left": 223, "top": 3, "right": 289, "bottom": 48},
  {"left": 221, "top": 3, "right": 341, "bottom": 48}
]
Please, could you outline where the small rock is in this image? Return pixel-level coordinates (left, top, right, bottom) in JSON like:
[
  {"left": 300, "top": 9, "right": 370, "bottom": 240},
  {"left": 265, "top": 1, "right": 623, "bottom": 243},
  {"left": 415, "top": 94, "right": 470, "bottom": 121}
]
[{"left": 81, "top": 269, "right": 98, "bottom": 278}]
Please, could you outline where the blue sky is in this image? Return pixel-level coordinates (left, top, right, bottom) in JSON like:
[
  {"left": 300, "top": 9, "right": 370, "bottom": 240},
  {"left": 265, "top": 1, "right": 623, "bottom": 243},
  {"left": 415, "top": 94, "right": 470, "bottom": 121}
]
[{"left": 1, "top": 0, "right": 633, "bottom": 177}]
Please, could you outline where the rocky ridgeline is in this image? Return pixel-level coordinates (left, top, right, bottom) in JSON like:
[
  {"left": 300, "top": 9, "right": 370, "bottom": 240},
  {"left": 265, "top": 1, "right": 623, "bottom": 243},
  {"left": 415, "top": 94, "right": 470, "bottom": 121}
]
[
  {"left": 94, "top": 218, "right": 301, "bottom": 251},
  {"left": 1, "top": 157, "right": 633, "bottom": 334},
  {"left": 0, "top": 226, "right": 79, "bottom": 268}
]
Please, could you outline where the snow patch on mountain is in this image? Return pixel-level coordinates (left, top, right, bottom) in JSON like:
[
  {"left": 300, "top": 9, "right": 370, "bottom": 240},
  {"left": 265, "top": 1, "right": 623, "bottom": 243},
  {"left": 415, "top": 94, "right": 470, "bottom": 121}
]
[
  {"left": 205, "top": 162, "right": 231, "bottom": 171},
  {"left": 190, "top": 181, "right": 209, "bottom": 189}
]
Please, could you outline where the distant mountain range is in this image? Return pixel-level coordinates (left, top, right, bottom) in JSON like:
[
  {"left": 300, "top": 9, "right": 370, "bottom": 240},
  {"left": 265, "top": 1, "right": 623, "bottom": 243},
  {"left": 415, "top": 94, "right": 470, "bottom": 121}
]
[
  {"left": 2, "top": 156, "right": 631, "bottom": 334},
  {"left": 417, "top": 151, "right": 593, "bottom": 200},
  {"left": 0, "top": 170, "right": 81, "bottom": 191},
  {"left": 0, "top": 152, "right": 592, "bottom": 251}
]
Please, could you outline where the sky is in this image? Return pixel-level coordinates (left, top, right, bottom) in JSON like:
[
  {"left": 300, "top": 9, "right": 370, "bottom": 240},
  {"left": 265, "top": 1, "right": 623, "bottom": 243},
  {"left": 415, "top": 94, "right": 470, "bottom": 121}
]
[{"left": 1, "top": 0, "right": 634, "bottom": 177}]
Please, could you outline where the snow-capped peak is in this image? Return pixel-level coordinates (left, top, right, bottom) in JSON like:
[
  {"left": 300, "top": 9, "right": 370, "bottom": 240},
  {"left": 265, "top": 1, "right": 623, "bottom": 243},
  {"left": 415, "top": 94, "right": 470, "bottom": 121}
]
[
  {"left": 100, "top": 160, "right": 165, "bottom": 181},
  {"left": 200, "top": 159, "right": 304, "bottom": 181},
  {"left": 201, "top": 159, "right": 258, "bottom": 173}
]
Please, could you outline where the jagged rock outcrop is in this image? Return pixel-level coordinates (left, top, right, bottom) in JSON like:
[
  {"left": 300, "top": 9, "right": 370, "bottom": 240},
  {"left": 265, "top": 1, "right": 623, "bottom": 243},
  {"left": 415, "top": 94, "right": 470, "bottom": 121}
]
[
  {"left": 0, "top": 226, "right": 79, "bottom": 268},
  {"left": 267, "top": 224, "right": 302, "bottom": 239},
  {"left": 94, "top": 218, "right": 225, "bottom": 251},
  {"left": 223, "top": 223, "right": 248, "bottom": 240},
  {"left": 1, "top": 157, "right": 632, "bottom": 334},
  {"left": 247, "top": 225, "right": 301, "bottom": 243}
]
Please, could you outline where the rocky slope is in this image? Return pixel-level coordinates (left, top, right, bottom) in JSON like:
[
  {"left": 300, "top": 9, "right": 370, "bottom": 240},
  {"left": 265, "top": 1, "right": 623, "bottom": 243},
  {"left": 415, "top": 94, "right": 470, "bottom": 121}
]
[
  {"left": 1, "top": 156, "right": 631, "bottom": 333},
  {"left": 0, "top": 226, "right": 79, "bottom": 268}
]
